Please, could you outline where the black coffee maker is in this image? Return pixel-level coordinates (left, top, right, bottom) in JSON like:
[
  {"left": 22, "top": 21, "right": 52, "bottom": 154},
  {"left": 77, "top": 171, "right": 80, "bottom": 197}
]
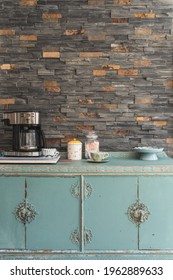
[{"left": 2, "top": 111, "right": 45, "bottom": 156}]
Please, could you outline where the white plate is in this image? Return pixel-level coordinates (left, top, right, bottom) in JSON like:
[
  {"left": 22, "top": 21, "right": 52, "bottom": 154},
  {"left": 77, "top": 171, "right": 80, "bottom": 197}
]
[{"left": 134, "top": 147, "right": 164, "bottom": 154}]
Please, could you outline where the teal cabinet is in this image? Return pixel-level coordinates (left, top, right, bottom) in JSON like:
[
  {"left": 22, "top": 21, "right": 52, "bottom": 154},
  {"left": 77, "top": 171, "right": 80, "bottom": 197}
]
[
  {"left": 84, "top": 176, "right": 138, "bottom": 250},
  {"left": 1, "top": 170, "right": 173, "bottom": 259},
  {"left": 0, "top": 177, "right": 25, "bottom": 249},
  {"left": 139, "top": 176, "right": 173, "bottom": 250}
]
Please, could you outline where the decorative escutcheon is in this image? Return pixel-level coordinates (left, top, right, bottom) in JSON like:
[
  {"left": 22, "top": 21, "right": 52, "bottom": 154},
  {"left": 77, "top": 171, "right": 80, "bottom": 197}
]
[
  {"left": 127, "top": 201, "right": 150, "bottom": 226},
  {"left": 70, "top": 228, "right": 80, "bottom": 245},
  {"left": 84, "top": 228, "right": 93, "bottom": 244},
  {"left": 70, "top": 228, "right": 93, "bottom": 245},
  {"left": 14, "top": 201, "right": 38, "bottom": 224},
  {"left": 71, "top": 180, "right": 92, "bottom": 199}
]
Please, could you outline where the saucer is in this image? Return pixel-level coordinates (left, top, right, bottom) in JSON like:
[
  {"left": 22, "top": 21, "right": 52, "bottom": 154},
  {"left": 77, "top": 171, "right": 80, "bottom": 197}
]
[{"left": 87, "top": 159, "right": 109, "bottom": 163}]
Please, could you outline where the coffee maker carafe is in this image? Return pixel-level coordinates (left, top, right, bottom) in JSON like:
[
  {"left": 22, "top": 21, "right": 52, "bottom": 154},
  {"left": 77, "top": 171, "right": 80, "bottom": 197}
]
[
  {"left": 19, "top": 126, "right": 38, "bottom": 151},
  {"left": 2, "top": 111, "right": 45, "bottom": 156}
]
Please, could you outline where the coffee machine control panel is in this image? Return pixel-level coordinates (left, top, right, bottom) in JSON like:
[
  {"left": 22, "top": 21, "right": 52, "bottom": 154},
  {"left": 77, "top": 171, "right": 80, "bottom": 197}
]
[
  {"left": 2, "top": 111, "right": 40, "bottom": 125},
  {"left": 18, "top": 112, "right": 39, "bottom": 125}
]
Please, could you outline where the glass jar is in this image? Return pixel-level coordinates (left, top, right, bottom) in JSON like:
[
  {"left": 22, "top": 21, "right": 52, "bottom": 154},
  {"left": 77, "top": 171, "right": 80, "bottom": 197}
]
[{"left": 85, "top": 131, "right": 99, "bottom": 159}]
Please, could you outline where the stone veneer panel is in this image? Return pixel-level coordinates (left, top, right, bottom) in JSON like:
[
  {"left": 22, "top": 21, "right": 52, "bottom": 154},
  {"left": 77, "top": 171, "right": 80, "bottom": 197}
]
[{"left": 0, "top": 0, "right": 173, "bottom": 153}]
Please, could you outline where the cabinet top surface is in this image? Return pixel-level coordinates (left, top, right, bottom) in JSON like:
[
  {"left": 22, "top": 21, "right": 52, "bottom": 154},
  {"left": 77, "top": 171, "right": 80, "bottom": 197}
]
[{"left": 0, "top": 152, "right": 173, "bottom": 176}]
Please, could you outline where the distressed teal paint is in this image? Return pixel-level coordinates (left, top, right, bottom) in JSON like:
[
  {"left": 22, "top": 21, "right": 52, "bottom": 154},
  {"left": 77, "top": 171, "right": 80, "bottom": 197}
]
[{"left": 0, "top": 152, "right": 173, "bottom": 259}]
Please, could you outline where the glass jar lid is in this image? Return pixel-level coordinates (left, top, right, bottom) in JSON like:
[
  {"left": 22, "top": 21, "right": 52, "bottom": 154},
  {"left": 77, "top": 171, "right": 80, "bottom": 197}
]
[{"left": 86, "top": 131, "right": 98, "bottom": 139}]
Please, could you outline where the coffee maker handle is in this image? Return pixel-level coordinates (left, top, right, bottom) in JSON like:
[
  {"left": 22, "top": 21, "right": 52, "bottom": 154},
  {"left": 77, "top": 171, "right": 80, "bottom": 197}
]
[{"left": 40, "top": 129, "right": 46, "bottom": 148}]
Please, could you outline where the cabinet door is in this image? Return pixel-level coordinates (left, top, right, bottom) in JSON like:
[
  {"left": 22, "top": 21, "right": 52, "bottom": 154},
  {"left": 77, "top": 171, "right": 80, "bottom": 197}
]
[
  {"left": 0, "top": 177, "right": 25, "bottom": 249},
  {"left": 26, "top": 177, "right": 80, "bottom": 250},
  {"left": 139, "top": 176, "right": 173, "bottom": 250},
  {"left": 84, "top": 176, "right": 138, "bottom": 250}
]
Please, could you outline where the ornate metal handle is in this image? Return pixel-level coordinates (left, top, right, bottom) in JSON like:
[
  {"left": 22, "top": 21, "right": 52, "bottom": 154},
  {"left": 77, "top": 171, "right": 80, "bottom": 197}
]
[
  {"left": 14, "top": 201, "right": 38, "bottom": 224},
  {"left": 127, "top": 201, "right": 150, "bottom": 225}
]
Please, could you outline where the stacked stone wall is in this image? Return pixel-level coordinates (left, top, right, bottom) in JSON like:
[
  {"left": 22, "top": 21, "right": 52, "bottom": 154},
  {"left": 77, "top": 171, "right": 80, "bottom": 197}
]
[{"left": 0, "top": 0, "right": 173, "bottom": 153}]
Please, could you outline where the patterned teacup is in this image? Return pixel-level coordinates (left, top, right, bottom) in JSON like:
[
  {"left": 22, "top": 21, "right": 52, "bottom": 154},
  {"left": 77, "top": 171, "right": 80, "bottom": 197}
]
[{"left": 91, "top": 152, "right": 109, "bottom": 162}]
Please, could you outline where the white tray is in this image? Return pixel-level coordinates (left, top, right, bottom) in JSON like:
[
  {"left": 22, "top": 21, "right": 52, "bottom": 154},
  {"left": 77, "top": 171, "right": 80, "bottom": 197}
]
[{"left": 0, "top": 155, "right": 60, "bottom": 164}]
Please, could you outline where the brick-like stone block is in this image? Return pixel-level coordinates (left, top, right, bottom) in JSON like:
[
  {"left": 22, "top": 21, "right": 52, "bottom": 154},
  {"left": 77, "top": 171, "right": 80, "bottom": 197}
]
[
  {"left": 111, "top": 44, "right": 129, "bottom": 52},
  {"left": 135, "top": 97, "right": 153, "bottom": 104},
  {"left": 113, "top": 129, "right": 130, "bottom": 135},
  {"left": 65, "top": 29, "right": 85, "bottom": 36},
  {"left": 165, "top": 81, "right": 173, "bottom": 87},
  {"left": 102, "top": 86, "right": 116, "bottom": 91},
  {"left": 0, "top": 64, "right": 15, "bottom": 70},
  {"left": 88, "top": 33, "right": 106, "bottom": 41},
  {"left": 42, "top": 14, "right": 63, "bottom": 19},
  {"left": 0, "top": 98, "right": 15, "bottom": 104},
  {"left": 19, "top": 0, "right": 37, "bottom": 5},
  {"left": 80, "top": 52, "right": 104, "bottom": 57},
  {"left": 135, "top": 29, "right": 152, "bottom": 35},
  {"left": 166, "top": 138, "right": 173, "bottom": 144},
  {"left": 76, "top": 125, "right": 95, "bottom": 131},
  {"left": 151, "top": 35, "right": 166, "bottom": 40},
  {"left": 134, "top": 60, "right": 152, "bottom": 67},
  {"left": 42, "top": 52, "right": 60, "bottom": 58},
  {"left": 79, "top": 99, "right": 94, "bottom": 105},
  {"left": 52, "top": 116, "right": 67, "bottom": 122},
  {"left": 113, "top": 0, "right": 131, "bottom": 4},
  {"left": 19, "top": 35, "right": 37, "bottom": 41},
  {"left": 135, "top": 13, "right": 156, "bottom": 18},
  {"left": 135, "top": 117, "right": 151, "bottom": 122},
  {"left": 79, "top": 113, "right": 97, "bottom": 118},
  {"left": 118, "top": 69, "right": 139, "bottom": 76},
  {"left": 0, "top": 30, "right": 15, "bottom": 35},
  {"left": 93, "top": 70, "right": 106, "bottom": 76},
  {"left": 153, "top": 121, "right": 167, "bottom": 126},
  {"left": 112, "top": 18, "right": 129, "bottom": 23},
  {"left": 99, "top": 104, "right": 118, "bottom": 109}
]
